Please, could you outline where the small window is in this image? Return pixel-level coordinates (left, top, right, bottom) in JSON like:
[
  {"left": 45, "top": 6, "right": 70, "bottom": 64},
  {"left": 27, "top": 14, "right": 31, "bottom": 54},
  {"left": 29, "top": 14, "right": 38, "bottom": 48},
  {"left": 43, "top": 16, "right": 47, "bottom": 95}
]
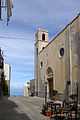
[
  {"left": 40, "top": 61, "right": 43, "bottom": 67},
  {"left": 42, "top": 33, "right": 45, "bottom": 41},
  {"left": 60, "top": 48, "right": 64, "bottom": 57}
]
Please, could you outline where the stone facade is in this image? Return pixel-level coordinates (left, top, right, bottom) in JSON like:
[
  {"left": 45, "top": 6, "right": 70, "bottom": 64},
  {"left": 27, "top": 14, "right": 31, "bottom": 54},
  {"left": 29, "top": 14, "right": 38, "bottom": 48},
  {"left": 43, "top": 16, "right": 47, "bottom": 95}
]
[
  {"left": 34, "top": 14, "right": 80, "bottom": 100},
  {"left": 30, "top": 79, "right": 35, "bottom": 96}
]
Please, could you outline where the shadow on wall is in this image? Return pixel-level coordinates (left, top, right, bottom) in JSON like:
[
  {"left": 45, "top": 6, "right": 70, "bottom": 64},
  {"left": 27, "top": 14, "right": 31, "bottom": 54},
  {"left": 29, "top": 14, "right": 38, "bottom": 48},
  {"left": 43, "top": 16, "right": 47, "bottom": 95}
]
[
  {"left": 0, "top": 97, "right": 31, "bottom": 120},
  {"left": 39, "top": 79, "right": 45, "bottom": 98},
  {"left": 56, "top": 82, "right": 70, "bottom": 101}
]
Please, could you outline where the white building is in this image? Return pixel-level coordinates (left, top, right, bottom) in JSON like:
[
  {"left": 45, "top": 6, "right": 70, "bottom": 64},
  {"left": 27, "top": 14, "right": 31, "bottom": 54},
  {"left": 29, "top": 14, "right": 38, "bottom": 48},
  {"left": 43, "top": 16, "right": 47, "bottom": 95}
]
[
  {"left": 4, "top": 62, "right": 11, "bottom": 96},
  {"left": 24, "top": 83, "right": 30, "bottom": 96}
]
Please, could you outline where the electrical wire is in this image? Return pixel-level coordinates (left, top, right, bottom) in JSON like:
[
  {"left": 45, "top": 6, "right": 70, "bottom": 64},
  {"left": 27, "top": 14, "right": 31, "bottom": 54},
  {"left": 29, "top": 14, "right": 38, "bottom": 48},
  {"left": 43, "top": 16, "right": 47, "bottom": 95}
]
[
  {"left": 0, "top": 35, "right": 62, "bottom": 42},
  {"left": 0, "top": 36, "right": 34, "bottom": 40},
  {"left": 0, "top": 35, "right": 77, "bottom": 44}
]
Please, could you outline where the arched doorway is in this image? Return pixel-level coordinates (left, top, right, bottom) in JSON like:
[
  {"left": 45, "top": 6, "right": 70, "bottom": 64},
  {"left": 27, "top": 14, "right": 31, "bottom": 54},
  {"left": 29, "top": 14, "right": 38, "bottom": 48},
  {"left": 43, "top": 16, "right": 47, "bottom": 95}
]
[{"left": 46, "top": 67, "right": 53, "bottom": 98}]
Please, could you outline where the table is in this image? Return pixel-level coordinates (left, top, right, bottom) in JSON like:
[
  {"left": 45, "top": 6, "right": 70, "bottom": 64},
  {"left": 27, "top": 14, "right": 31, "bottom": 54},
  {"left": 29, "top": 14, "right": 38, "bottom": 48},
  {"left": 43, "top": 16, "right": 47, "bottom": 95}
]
[
  {"left": 47, "top": 102, "right": 63, "bottom": 119},
  {"left": 47, "top": 102, "right": 61, "bottom": 111}
]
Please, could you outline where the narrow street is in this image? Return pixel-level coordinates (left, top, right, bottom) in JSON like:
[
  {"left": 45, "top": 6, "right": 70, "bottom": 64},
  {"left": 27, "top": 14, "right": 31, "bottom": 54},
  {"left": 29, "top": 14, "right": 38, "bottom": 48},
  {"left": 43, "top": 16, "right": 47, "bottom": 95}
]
[{"left": 0, "top": 96, "right": 50, "bottom": 120}]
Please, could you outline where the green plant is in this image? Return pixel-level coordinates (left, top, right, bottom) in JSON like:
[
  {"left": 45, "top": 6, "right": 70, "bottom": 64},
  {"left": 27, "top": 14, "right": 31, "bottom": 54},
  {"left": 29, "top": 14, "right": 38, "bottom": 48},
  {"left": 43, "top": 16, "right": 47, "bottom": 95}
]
[
  {"left": 43, "top": 104, "right": 47, "bottom": 110},
  {"left": 70, "top": 94, "right": 77, "bottom": 100},
  {"left": 1, "top": 79, "right": 5, "bottom": 93},
  {"left": 52, "top": 89, "right": 58, "bottom": 96},
  {"left": 4, "top": 84, "right": 8, "bottom": 95},
  {"left": 1, "top": 79, "right": 8, "bottom": 95}
]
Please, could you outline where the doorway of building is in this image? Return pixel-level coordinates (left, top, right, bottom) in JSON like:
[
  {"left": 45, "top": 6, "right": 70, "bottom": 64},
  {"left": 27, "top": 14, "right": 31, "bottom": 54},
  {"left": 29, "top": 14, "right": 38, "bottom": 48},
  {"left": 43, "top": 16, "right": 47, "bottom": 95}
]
[
  {"left": 48, "top": 78, "right": 53, "bottom": 98},
  {"left": 46, "top": 67, "right": 53, "bottom": 98}
]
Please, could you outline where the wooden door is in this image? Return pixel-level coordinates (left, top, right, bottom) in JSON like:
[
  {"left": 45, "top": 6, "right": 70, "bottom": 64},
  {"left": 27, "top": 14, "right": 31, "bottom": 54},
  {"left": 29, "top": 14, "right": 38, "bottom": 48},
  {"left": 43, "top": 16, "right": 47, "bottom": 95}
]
[{"left": 49, "top": 78, "right": 53, "bottom": 98}]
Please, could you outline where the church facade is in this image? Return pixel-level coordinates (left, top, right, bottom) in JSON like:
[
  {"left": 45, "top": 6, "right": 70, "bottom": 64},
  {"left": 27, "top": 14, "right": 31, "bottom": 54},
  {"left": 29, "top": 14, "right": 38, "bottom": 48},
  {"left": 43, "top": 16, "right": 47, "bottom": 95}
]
[{"left": 34, "top": 14, "right": 80, "bottom": 100}]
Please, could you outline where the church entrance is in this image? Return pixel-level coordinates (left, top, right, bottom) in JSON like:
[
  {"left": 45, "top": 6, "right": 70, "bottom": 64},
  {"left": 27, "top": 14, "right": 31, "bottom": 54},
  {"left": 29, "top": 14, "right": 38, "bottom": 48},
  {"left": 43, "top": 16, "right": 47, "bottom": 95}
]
[
  {"left": 48, "top": 77, "right": 53, "bottom": 98},
  {"left": 46, "top": 67, "right": 53, "bottom": 98}
]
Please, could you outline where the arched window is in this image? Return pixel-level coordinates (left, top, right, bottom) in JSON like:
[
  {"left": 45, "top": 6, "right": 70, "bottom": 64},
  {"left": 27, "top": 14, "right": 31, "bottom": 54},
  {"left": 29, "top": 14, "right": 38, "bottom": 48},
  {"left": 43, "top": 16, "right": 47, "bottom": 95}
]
[
  {"left": 41, "top": 61, "right": 43, "bottom": 67},
  {"left": 42, "top": 33, "right": 45, "bottom": 41}
]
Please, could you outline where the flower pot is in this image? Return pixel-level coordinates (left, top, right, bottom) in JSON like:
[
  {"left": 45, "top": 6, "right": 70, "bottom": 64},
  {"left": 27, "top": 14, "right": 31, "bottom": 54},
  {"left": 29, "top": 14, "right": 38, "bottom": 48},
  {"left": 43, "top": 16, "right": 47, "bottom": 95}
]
[
  {"left": 4, "top": 95, "right": 8, "bottom": 98},
  {"left": 42, "top": 109, "right": 52, "bottom": 117},
  {"left": 53, "top": 97, "right": 57, "bottom": 101},
  {"left": 42, "top": 109, "right": 45, "bottom": 114},
  {"left": 45, "top": 110, "right": 52, "bottom": 117}
]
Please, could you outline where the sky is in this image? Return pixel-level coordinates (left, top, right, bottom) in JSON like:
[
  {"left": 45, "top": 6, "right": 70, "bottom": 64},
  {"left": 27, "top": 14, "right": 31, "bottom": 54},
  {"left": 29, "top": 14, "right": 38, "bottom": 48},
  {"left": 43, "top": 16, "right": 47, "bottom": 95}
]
[{"left": 0, "top": 0, "right": 80, "bottom": 96}]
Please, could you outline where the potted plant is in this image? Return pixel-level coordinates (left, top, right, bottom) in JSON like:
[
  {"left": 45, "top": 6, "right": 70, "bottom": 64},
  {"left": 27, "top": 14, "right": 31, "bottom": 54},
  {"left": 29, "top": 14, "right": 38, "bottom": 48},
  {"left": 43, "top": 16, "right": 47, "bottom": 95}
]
[
  {"left": 52, "top": 89, "right": 58, "bottom": 101},
  {"left": 42, "top": 103, "right": 47, "bottom": 114},
  {"left": 42, "top": 103, "right": 52, "bottom": 117}
]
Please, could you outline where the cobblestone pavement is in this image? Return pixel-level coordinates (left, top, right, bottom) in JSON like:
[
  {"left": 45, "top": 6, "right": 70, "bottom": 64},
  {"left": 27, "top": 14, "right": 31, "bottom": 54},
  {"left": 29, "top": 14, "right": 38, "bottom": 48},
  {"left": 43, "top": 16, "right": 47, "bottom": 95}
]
[{"left": 0, "top": 96, "right": 50, "bottom": 120}]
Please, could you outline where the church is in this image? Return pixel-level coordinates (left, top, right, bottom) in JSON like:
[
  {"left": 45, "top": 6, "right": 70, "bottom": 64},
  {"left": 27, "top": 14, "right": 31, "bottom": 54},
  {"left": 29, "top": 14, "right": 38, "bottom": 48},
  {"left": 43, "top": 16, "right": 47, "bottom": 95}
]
[{"left": 34, "top": 13, "right": 80, "bottom": 100}]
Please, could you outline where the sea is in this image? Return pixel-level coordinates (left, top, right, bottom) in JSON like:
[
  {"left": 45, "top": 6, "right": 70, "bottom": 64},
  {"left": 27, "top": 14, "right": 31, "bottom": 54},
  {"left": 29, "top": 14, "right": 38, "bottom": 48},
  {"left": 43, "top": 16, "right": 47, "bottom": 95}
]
[{"left": 10, "top": 87, "right": 24, "bottom": 96}]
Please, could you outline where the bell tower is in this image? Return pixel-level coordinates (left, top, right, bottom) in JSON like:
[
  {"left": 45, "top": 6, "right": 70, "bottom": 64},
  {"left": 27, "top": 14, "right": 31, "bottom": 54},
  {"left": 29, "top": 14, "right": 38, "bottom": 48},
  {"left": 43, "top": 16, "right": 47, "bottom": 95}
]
[
  {"left": 35, "top": 29, "right": 49, "bottom": 96},
  {"left": 35, "top": 29, "right": 48, "bottom": 53}
]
